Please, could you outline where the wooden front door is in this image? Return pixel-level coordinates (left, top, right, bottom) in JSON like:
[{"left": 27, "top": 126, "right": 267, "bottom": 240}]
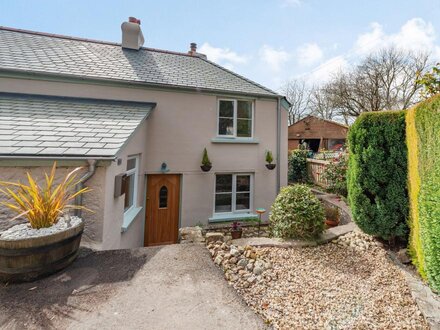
[{"left": 144, "top": 174, "right": 180, "bottom": 246}]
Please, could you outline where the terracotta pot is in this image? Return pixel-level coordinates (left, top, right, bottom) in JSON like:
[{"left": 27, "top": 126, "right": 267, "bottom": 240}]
[
  {"left": 325, "top": 218, "right": 339, "bottom": 227},
  {"left": 0, "top": 220, "right": 84, "bottom": 283},
  {"left": 200, "top": 164, "right": 212, "bottom": 172},
  {"left": 265, "top": 163, "right": 276, "bottom": 170},
  {"left": 231, "top": 230, "right": 242, "bottom": 239}
]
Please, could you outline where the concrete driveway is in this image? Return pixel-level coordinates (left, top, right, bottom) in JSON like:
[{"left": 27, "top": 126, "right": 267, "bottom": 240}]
[{"left": 0, "top": 244, "right": 267, "bottom": 330}]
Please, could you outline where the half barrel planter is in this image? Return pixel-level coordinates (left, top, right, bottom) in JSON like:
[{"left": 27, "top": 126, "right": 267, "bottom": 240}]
[{"left": 0, "top": 220, "right": 84, "bottom": 283}]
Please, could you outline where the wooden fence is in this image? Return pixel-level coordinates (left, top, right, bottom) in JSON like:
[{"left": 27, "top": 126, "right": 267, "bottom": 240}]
[{"left": 306, "top": 158, "right": 330, "bottom": 188}]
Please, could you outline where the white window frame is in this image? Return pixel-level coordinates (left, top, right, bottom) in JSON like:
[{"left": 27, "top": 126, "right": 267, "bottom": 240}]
[
  {"left": 124, "top": 155, "right": 139, "bottom": 215},
  {"left": 213, "top": 173, "right": 253, "bottom": 215},
  {"left": 217, "top": 99, "right": 254, "bottom": 138}
]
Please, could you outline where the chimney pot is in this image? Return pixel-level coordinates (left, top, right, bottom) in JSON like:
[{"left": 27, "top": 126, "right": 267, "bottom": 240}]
[
  {"left": 128, "top": 16, "right": 141, "bottom": 25},
  {"left": 190, "top": 42, "right": 197, "bottom": 52}
]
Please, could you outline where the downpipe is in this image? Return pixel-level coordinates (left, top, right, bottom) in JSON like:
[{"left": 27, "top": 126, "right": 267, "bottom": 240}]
[
  {"left": 276, "top": 97, "right": 281, "bottom": 193},
  {"left": 74, "top": 159, "right": 97, "bottom": 218}
]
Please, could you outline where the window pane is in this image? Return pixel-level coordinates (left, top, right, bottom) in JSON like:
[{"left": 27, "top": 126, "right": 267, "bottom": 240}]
[
  {"left": 215, "top": 193, "right": 232, "bottom": 212},
  {"left": 159, "top": 186, "right": 168, "bottom": 208},
  {"left": 237, "top": 101, "right": 252, "bottom": 119},
  {"left": 219, "top": 100, "right": 234, "bottom": 117},
  {"left": 236, "top": 175, "right": 250, "bottom": 192},
  {"left": 237, "top": 119, "right": 252, "bottom": 137},
  {"left": 124, "top": 173, "right": 135, "bottom": 211},
  {"left": 218, "top": 118, "right": 234, "bottom": 135},
  {"left": 127, "top": 158, "right": 136, "bottom": 171},
  {"left": 236, "top": 193, "right": 250, "bottom": 210},
  {"left": 216, "top": 174, "right": 232, "bottom": 192}
]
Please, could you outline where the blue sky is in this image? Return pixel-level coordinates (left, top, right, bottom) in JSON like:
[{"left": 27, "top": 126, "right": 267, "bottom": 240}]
[{"left": 2, "top": 0, "right": 440, "bottom": 91}]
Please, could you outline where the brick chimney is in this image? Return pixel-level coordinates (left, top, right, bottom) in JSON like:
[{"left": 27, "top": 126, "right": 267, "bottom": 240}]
[
  {"left": 121, "top": 17, "right": 144, "bottom": 50},
  {"left": 188, "top": 43, "right": 207, "bottom": 59}
]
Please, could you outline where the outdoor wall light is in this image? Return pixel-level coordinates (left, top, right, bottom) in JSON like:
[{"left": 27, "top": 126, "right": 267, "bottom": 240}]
[{"left": 160, "top": 162, "right": 170, "bottom": 173}]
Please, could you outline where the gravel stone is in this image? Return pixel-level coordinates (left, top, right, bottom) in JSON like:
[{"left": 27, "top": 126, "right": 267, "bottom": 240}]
[
  {"left": 234, "top": 231, "right": 429, "bottom": 329},
  {"left": 0, "top": 216, "right": 82, "bottom": 240}
]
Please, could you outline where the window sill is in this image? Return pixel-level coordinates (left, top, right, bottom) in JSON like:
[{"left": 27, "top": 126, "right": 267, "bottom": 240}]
[
  {"left": 211, "top": 137, "right": 259, "bottom": 144},
  {"left": 209, "top": 213, "right": 259, "bottom": 223},
  {"left": 121, "top": 206, "right": 143, "bottom": 233}
]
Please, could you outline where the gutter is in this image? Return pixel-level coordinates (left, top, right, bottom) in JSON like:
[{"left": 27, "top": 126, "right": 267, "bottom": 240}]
[
  {"left": 0, "top": 68, "right": 279, "bottom": 100},
  {"left": 276, "top": 96, "right": 282, "bottom": 193},
  {"left": 0, "top": 155, "right": 115, "bottom": 161},
  {"left": 74, "top": 159, "right": 97, "bottom": 218}
]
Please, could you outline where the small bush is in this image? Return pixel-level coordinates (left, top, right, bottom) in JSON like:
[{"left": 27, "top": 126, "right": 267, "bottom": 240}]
[
  {"left": 269, "top": 184, "right": 324, "bottom": 239},
  {"left": 322, "top": 153, "right": 348, "bottom": 197},
  {"left": 347, "top": 111, "right": 408, "bottom": 241},
  {"left": 288, "top": 149, "right": 309, "bottom": 183},
  {"left": 324, "top": 206, "right": 340, "bottom": 222}
]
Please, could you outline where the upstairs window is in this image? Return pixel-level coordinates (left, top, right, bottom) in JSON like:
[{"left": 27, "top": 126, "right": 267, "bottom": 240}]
[{"left": 218, "top": 99, "right": 253, "bottom": 138}]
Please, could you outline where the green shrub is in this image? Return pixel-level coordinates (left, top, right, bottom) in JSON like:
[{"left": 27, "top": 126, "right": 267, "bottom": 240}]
[
  {"left": 347, "top": 111, "right": 408, "bottom": 241},
  {"left": 288, "top": 149, "right": 309, "bottom": 183},
  {"left": 201, "top": 148, "right": 211, "bottom": 166},
  {"left": 322, "top": 153, "right": 348, "bottom": 197},
  {"left": 269, "top": 184, "right": 324, "bottom": 239},
  {"left": 407, "top": 95, "right": 440, "bottom": 292}
]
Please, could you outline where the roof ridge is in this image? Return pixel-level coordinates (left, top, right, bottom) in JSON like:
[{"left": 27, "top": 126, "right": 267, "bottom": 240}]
[
  {"left": 290, "top": 115, "right": 349, "bottom": 128},
  {"left": 0, "top": 25, "right": 194, "bottom": 58}
]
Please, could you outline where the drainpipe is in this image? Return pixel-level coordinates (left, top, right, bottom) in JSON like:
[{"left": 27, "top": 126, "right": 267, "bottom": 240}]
[
  {"left": 74, "top": 159, "right": 97, "bottom": 218},
  {"left": 276, "top": 96, "right": 282, "bottom": 193}
]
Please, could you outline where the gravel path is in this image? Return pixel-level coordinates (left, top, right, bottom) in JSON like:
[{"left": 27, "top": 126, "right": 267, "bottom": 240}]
[{"left": 228, "top": 232, "right": 429, "bottom": 329}]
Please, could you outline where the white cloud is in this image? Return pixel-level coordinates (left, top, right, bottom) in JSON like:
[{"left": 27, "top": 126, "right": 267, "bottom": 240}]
[
  {"left": 198, "top": 43, "right": 248, "bottom": 69},
  {"left": 355, "top": 18, "right": 440, "bottom": 58},
  {"left": 280, "top": 0, "right": 302, "bottom": 7},
  {"left": 259, "top": 45, "right": 291, "bottom": 72},
  {"left": 306, "top": 55, "right": 348, "bottom": 84},
  {"left": 297, "top": 43, "right": 323, "bottom": 66}
]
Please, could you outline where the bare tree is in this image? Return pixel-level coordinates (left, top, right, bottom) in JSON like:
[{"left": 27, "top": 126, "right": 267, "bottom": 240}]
[
  {"left": 280, "top": 79, "right": 311, "bottom": 125},
  {"left": 308, "top": 87, "right": 336, "bottom": 120},
  {"left": 324, "top": 48, "right": 430, "bottom": 117}
]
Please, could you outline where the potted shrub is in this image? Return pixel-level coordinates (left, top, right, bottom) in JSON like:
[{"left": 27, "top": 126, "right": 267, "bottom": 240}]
[
  {"left": 230, "top": 221, "right": 242, "bottom": 239},
  {"left": 265, "top": 150, "right": 276, "bottom": 170},
  {"left": 200, "top": 148, "right": 212, "bottom": 172},
  {"left": 324, "top": 206, "right": 340, "bottom": 227},
  {"left": 0, "top": 163, "right": 91, "bottom": 283}
]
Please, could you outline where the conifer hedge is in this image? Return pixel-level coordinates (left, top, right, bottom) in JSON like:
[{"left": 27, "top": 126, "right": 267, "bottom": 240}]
[
  {"left": 347, "top": 111, "right": 408, "bottom": 240},
  {"left": 406, "top": 95, "right": 440, "bottom": 292}
]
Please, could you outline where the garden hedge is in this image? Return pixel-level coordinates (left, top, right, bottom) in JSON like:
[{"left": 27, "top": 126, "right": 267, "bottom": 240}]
[
  {"left": 406, "top": 95, "right": 440, "bottom": 291},
  {"left": 347, "top": 111, "right": 408, "bottom": 241}
]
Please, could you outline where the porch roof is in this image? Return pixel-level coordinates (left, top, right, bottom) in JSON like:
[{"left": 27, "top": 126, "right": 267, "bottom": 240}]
[{"left": 0, "top": 93, "right": 155, "bottom": 158}]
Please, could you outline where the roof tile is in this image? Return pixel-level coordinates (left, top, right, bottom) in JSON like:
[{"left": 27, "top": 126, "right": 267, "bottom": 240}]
[
  {"left": 0, "top": 28, "right": 277, "bottom": 97},
  {"left": 0, "top": 93, "right": 154, "bottom": 157}
]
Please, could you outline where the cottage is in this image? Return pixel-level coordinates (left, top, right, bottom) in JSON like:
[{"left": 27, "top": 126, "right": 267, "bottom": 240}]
[
  {"left": 0, "top": 19, "right": 289, "bottom": 250},
  {"left": 288, "top": 115, "right": 348, "bottom": 152}
]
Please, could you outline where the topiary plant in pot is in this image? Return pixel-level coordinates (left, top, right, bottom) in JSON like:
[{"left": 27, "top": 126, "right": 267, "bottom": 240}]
[
  {"left": 265, "top": 150, "right": 276, "bottom": 170},
  {"left": 269, "top": 184, "right": 325, "bottom": 239},
  {"left": 200, "top": 148, "right": 212, "bottom": 172},
  {"left": 0, "top": 162, "right": 91, "bottom": 283}
]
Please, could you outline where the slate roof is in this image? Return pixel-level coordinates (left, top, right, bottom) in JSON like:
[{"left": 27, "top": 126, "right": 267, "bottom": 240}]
[
  {"left": 0, "top": 27, "right": 277, "bottom": 97},
  {"left": 0, "top": 93, "right": 155, "bottom": 158}
]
